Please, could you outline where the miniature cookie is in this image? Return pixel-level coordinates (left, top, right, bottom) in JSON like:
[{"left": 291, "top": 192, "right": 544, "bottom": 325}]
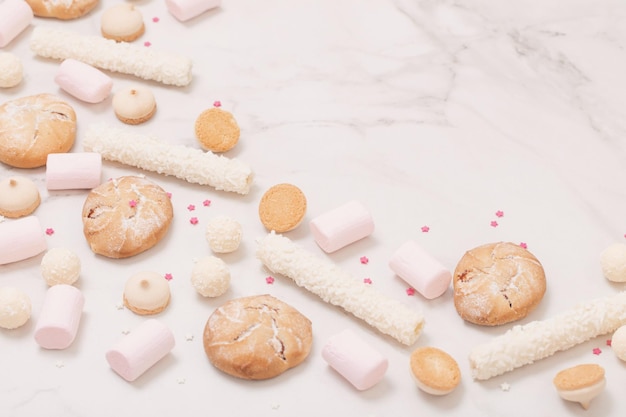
[
  {"left": 203, "top": 294, "right": 313, "bottom": 380},
  {"left": 123, "top": 271, "right": 171, "bottom": 315},
  {"left": 81, "top": 176, "right": 174, "bottom": 258},
  {"left": 0, "top": 94, "right": 76, "bottom": 169},
  {"left": 553, "top": 364, "right": 605, "bottom": 410},
  {"left": 101, "top": 3, "right": 145, "bottom": 42},
  {"left": 611, "top": 325, "right": 626, "bottom": 361},
  {"left": 112, "top": 86, "right": 156, "bottom": 125},
  {"left": 453, "top": 242, "right": 546, "bottom": 326},
  {"left": 25, "top": 0, "right": 98, "bottom": 19},
  {"left": 205, "top": 216, "right": 242, "bottom": 253},
  {"left": 0, "top": 176, "right": 40, "bottom": 218},
  {"left": 191, "top": 256, "right": 230, "bottom": 297},
  {"left": 0, "top": 52, "right": 23, "bottom": 88},
  {"left": 600, "top": 243, "right": 626, "bottom": 282},
  {"left": 40, "top": 248, "right": 81, "bottom": 286},
  {"left": 258, "top": 183, "right": 307, "bottom": 233},
  {"left": 0, "top": 287, "right": 31, "bottom": 329},
  {"left": 410, "top": 347, "right": 461, "bottom": 396},
  {"left": 194, "top": 106, "right": 240, "bottom": 152}
]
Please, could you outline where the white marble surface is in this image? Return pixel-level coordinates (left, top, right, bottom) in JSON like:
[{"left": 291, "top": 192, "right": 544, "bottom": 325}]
[{"left": 2, "top": 0, "right": 626, "bottom": 415}]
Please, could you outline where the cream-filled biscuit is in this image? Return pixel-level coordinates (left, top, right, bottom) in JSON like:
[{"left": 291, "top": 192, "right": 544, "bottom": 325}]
[
  {"left": 123, "top": 271, "right": 171, "bottom": 315},
  {"left": 112, "top": 86, "right": 156, "bottom": 125},
  {"left": 101, "top": 3, "right": 145, "bottom": 42}
]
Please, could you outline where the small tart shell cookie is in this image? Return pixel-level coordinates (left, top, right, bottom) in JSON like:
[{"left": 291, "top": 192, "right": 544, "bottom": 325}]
[
  {"left": 191, "top": 256, "right": 230, "bottom": 297},
  {"left": 101, "top": 3, "right": 145, "bottom": 42},
  {"left": 81, "top": 176, "right": 174, "bottom": 259},
  {"left": 40, "top": 248, "right": 81, "bottom": 286},
  {"left": 205, "top": 216, "right": 242, "bottom": 253},
  {"left": 453, "top": 241, "right": 546, "bottom": 326},
  {"left": 258, "top": 183, "right": 307, "bottom": 233},
  {"left": 0, "top": 176, "right": 40, "bottom": 218},
  {"left": 0, "top": 94, "right": 76, "bottom": 169},
  {"left": 410, "top": 347, "right": 461, "bottom": 396},
  {"left": 194, "top": 107, "right": 240, "bottom": 153},
  {"left": 553, "top": 364, "right": 605, "bottom": 410},
  {"left": 0, "top": 52, "right": 23, "bottom": 88},
  {"left": 25, "top": 0, "right": 99, "bottom": 19},
  {"left": 123, "top": 271, "right": 171, "bottom": 315},
  {"left": 0, "top": 287, "right": 32, "bottom": 329},
  {"left": 112, "top": 86, "right": 156, "bottom": 125}
]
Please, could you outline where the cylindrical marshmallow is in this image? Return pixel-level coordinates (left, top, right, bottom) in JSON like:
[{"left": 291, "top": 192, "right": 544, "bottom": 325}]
[
  {"left": 34, "top": 284, "right": 84, "bottom": 350},
  {"left": 46, "top": 152, "right": 102, "bottom": 190},
  {"left": 389, "top": 240, "right": 451, "bottom": 299},
  {"left": 322, "top": 329, "right": 388, "bottom": 390},
  {"left": 165, "top": 0, "right": 220, "bottom": 22},
  {"left": 309, "top": 201, "right": 374, "bottom": 253},
  {"left": 54, "top": 59, "right": 113, "bottom": 104},
  {"left": 0, "top": 216, "right": 47, "bottom": 265},
  {"left": 0, "top": 0, "right": 33, "bottom": 48},
  {"left": 106, "top": 319, "right": 175, "bottom": 382}
]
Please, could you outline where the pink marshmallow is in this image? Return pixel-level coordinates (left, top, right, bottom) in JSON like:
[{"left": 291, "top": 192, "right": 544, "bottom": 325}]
[
  {"left": 165, "top": 0, "right": 220, "bottom": 22},
  {"left": 46, "top": 153, "right": 102, "bottom": 190},
  {"left": 389, "top": 240, "right": 451, "bottom": 299},
  {"left": 322, "top": 329, "right": 388, "bottom": 391},
  {"left": 0, "top": 216, "right": 47, "bottom": 265},
  {"left": 106, "top": 319, "right": 175, "bottom": 382},
  {"left": 34, "top": 284, "right": 84, "bottom": 350},
  {"left": 0, "top": 0, "right": 33, "bottom": 48},
  {"left": 309, "top": 201, "right": 374, "bottom": 253},
  {"left": 54, "top": 59, "right": 113, "bottom": 104}
]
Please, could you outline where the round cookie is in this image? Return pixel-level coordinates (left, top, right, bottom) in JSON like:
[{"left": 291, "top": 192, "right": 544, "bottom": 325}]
[
  {"left": 453, "top": 241, "right": 546, "bottom": 326},
  {"left": 123, "top": 271, "right": 171, "bottom": 315},
  {"left": 194, "top": 106, "right": 240, "bottom": 152},
  {"left": 0, "top": 287, "right": 31, "bottom": 329},
  {"left": 191, "top": 256, "right": 230, "bottom": 297},
  {"left": 0, "top": 94, "right": 76, "bottom": 169},
  {"left": 410, "top": 347, "right": 461, "bottom": 396},
  {"left": 258, "top": 183, "right": 307, "bottom": 233},
  {"left": 112, "top": 85, "right": 156, "bottom": 125},
  {"left": 553, "top": 364, "right": 605, "bottom": 410},
  {"left": 0, "top": 52, "right": 23, "bottom": 88},
  {"left": 25, "top": 0, "right": 98, "bottom": 19},
  {"left": 0, "top": 176, "right": 40, "bottom": 218},
  {"left": 40, "top": 248, "right": 81, "bottom": 286},
  {"left": 81, "top": 176, "right": 174, "bottom": 258},
  {"left": 205, "top": 216, "right": 242, "bottom": 253},
  {"left": 203, "top": 294, "right": 313, "bottom": 380},
  {"left": 101, "top": 3, "right": 145, "bottom": 42}
]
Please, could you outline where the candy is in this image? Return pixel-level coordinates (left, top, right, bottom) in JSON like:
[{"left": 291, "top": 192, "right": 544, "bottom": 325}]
[
  {"left": 34, "top": 284, "right": 85, "bottom": 349},
  {"left": 0, "top": 0, "right": 33, "bottom": 48},
  {"left": 46, "top": 152, "right": 102, "bottom": 190},
  {"left": 0, "top": 216, "right": 47, "bottom": 265},
  {"left": 309, "top": 201, "right": 374, "bottom": 253},
  {"left": 54, "top": 59, "right": 113, "bottom": 103}
]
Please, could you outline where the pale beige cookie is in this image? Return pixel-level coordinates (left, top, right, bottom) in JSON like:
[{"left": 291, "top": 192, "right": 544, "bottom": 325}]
[
  {"left": 194, "top": 107, "right": 240, "bottom": 152},
  {"left": 81, "top": 176, "right": 173, "bottom": 258},
  {"left": 203, "top": 294, "right": 313, "bottom": 380},
  {"left": 101, "top": 3, "right": 145, "bottom": 42},
  {"left": 112, "top": 86, "right": 156, "bottom": 125},
  {"left": 0, "top": 94, "right": 76, "bottom": 169},
  {"left": 0, "top": 176, "right": 40, "bottom": 218},
  {"left": 553, "top": 364, "right": 605, "bottom": 409},
  {"left": 258, "top": 183, "right": 307, "bottom": 233},
  {"left": 123, "top": 271, "right": 171, "bottom": 315},
  {"left": 453, "top": 242, "right": 546, "bottom": 326},
  {"left": 0, "top": 52, "right": 23, "bottom": 88},
  {"left": 410, "top": 347, "right": 461, "bottom": 396},
  {"left": 25, "top": 0, "right": 99, "bottom": 19}
]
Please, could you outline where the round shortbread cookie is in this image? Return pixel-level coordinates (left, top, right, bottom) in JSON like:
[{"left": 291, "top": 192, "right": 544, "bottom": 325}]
[
  {"left": 0, "top": 287, "right": 31, "bottom": 329},
  {"left": 81, "top": 176, "right": 174, "bottom": 258},
  {"left": 112, "top": 85, "right": 156, "bottom": 125},
  {"left": 40, "top": 248, "right": 81, "bottom": 286},
  {"left": 410, "top": 347, "right": 461, "bottom": 396},
  {"left": 258, "top": 183, "right": 307, "bottom": 233},
  {"left": 453, "top": 242, "right": 546, "bottom": 326},
  {"left": 194, "top": 107, "right": 240, "bottom": 152},
  {"left": 25, "top": 0, "right": 99, "bottom": 19},
  {"left": 0, "top": 52, "right": 23, "bottom": 88},
  {"left": 0, "top": 94, "right": 76, "bottom": 169},
  {"left": 0, "top": 176, "right": 40, "bottom": 218},
  {"left": 203, "top": 294, "right": 313, "bottom": 380},
  {"left": 123, "top": 271, "right": 171, "bottom": 315},
  {"left": 101, "top": 3, "right": 145, "bottom": 42}
]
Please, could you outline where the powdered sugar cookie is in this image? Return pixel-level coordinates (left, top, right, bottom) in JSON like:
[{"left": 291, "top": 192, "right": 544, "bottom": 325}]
[
  {"left": 258, "top": 183, "right": 307, "bottom": 233},
  {"left": 0, "top": 176, "right": 40, "bottom": 218},
  {"left": 112, "top": 86, "right": 156, "bottom": 125},
  {"left": 194, "top": 106, "right": 240, "bottom": 153},
  {"left": 101, "top": 3, "right": 145, "bottom": 42},
  {"left": 25, "top": 0, "right": 99, "bottom": 19},
  {"left": 0, "top": 52, "right": 23, "bottom": 88}
]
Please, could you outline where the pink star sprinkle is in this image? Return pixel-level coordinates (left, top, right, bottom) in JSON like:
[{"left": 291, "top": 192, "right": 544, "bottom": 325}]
[
  {"left": 144, "top": 41, "right": 151, "bottom": 47},
  {"left": 363, "top": 278, "right": 372, "bottom": 284},
  {"left": 421, "top": 225, "right": 430, "bottom": 233},
  {"left": 520, "top": 242, "right": 528, "bottom": 249},
  {"left": 45, "top": 228, "right": 54, "bottom": 236},
  {"left": 265, "top": 276, "right": 275, "bottom": 284},
  {"left": 213, "top": 100, "right": 221, "bottom": 107},
  {"left": 166, "top": 192, "right": 172, "bottom": 199},
  {"left": 129, "top": 199, "right": 137, "bottom": 208},
  {"left": 164, "top": 273, "right": 173, "bottom": 281},
  {"left": 187, "top": 204, "right": 196, "bottom": 211},
  {"left": 152, "top": 17, "right": 160, "bottom": 22},
  {"left": 190, "top": 217, "right": 199, "bottom": 225},
  {"left": 203, "top": 199, "right": 211, "bottom": 207},
  {"left": 490, "top": 220, "right": 498, "bottom": 227},
  {"left": 495, "top": 210, "right": 504, "bottom": 218},
  {"left": 360, "top": 256, "right": 369, "bottom": 264},
  {"left": 592, "top": 347, "right": 602, "bottom": 355},
  {"left": 406, "top": 287, "right": 416, "bottom": 296},
  {"left": 607, "top": 339, "right": 612, "bottom": 347}
]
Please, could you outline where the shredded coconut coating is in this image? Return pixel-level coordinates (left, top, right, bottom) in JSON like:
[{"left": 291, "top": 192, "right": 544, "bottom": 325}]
[
  {"left": 256, "top": 232, "right": 425, "bottom": 345},
  {"left": 469, "top": 291, "right": 626, "bottom": 380},
  {"left": 30, "top": 27, "right": 192, "bottom": 87},
  {"left": 84, "top": 124, "right": 253, "bottom": 194}
]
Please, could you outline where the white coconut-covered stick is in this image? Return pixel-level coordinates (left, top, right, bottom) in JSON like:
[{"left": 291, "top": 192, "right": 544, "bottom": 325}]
[
  {"left": 30, "top": 27, "right": 192, "bottom": 87},
  {"left": 84, "top": 124, "right": 253, "bottom": 195},
  {"left": 256, "top": 232, "right": 425, "bottom": 346},
  {"left": 469, "top": 291, "right": 626, "bottom": 380}
]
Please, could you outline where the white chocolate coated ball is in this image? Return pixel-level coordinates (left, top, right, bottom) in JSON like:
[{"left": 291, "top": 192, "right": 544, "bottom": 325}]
[
  {"left": 600, "top": 243, "right": 626, "bottom": 282},
  {"left": 41, "top": 248, "right": 81, "bottom": 286},
  {"left": 0, "top": 287, "right": 31, "bottom": 329},
  {"left": 205, "top": 216, "right": 242, "bottom": 253}
]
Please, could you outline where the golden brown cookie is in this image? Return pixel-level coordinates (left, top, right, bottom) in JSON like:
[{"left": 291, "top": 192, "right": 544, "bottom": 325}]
[
  {"left": 553, "top": 364, "right": 605, "bottom": 409},
  {"left": 0, "top": 94, "right": 76, "bottom": 168},
  {"left": 25, "top": 0, "right": 98, "bottom": 19},
  {"left": 81, "top": 176, "right": 173, "bottom": 258},
  {"left": 101, "top": 3, "right": 145, "bottom": 42},
  {"left": 203, "top": 294, "right": 313, "bottom": 380},
  {"left": 112, "top": 86, "right": 156, "bottom": 125},
  {"left": 123, "top": 271, "right": 171, "bottom": 315},
  {"left": 453, "top": 242, "right": 546, "bottom": 326},
  {"left": 194, "top": 107, "right": 240, "bottom": 152},
  {"left": 0, "top": 176, "right": 40, "bottom": 218},
  {"left": 410, "top": 347, "right": 461, "bottom": 396},
  {"left": 258, "top": 183, "right": 307, "bottom": 233}
]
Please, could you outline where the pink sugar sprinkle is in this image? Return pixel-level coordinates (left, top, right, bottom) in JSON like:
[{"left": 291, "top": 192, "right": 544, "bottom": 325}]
[
  {"left": 190, "top": 217, "right": 199, "bottom": 225},
  {"left": 421, "top": 225, "right": 430, "bottom": 233},
  {"left": 363, "top": 278, "right": 372, "bottom": 284},
  {"left": 166, "top": 192, "right": 172, "bottom": 199},
  {"left": 164, "top": 273, "right": 173, "bottom": 281},
  {"left": 360, "top": 256, "right": 369, "bottom": 265},
  {"left": 490, "top": 220, "right": 498, "bottom": 227},
  {"left": 144, "top": 41, "right": 151, "bottom": 47},
  {"left": 406, "top": 287, "right": 416, "bottom": 296},
  {"left": 593, "top": 347, "right": 602, "bottom": 355},
  {"left": 45, "top": 228, "right": 54, "bottom": 236},
  {"left": 213, "top": 101, "right": 221, "bottom": 107},
  {"left": 265, "top": 276, "right": 275, "bottom": 284},
  {"left": 129, "top": 199, "right": 137, "bottom": 208},
  {"left": 187, "top": 204, "right": 196, "bottom": 211},
  {"left": 152, "top": 17, "right": 160, "bottom": 22},
  {"left": 203, "top": 199, "right": 211, "bottom": 207},
  {"left": 607, "top": 339, "right": 613, "bottom": 347},
  {"left": 520, "top": 242, "right": 528, "bottom": 249},
  {"left": 495, "top": 210, "right": 504, "bottom": 218}
]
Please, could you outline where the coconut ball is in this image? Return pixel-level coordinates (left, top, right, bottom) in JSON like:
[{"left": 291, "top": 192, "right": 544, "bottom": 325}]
[
  {"left": 205, "top": 216, "right": 242, "bottom": 253},
  {"left": 0, "top": 52, "right": 23, "bottom": 88},
  {"left": 0, "top": 287, "right": 31, "bottom": 329},
  {"left": 41, "top": 248, "right": 81, "bottom": 286},
  {"left": 600, "top": 243, "right": 626, "bottom": 282},
  {"left": 612, "top": 325, "right": 626, "bottom": 361},
  {"left": 191, "top": 256, "right": 230, "bottom": 297}
]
